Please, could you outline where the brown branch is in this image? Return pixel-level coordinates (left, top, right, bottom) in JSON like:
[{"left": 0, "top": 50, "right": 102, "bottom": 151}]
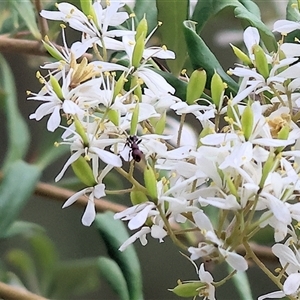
[
  {"left": 34, "top": 181, "right": 127, "bottom": 213},
  {"left": 34, "top": 0, "right": 48, "bottom": 38},
  {"left": 0, "top": 35, "right": 46, "bottom": 56},
  {"left": 0, "top": 282, "right": 47, "bottom": 300},
  {"left": 0, "top": 35, "right": 93, "bottom": 61}
]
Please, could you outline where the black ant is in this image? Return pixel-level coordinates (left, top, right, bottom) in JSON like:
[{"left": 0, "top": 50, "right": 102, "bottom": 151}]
[{"left": 125, "top": 135, "right": 143, "bottom": 162}]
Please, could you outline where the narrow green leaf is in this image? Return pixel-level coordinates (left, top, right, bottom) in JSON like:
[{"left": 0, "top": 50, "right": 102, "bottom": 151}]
[
  {"left": 134, "top": 0, "right": 157, "bottom": 33},
  {"left": 183, "top": 21, "right": 238, "bottom": 94},
  {"left": 94, "top": 212, "right": 143, "bottom": 300},
  {"left": 52, "top": 258, "right": 100, "bottom": 299},
  {"left": 0, "top": 54, "right": 30, "bottom": 171},
  {"left": 156, "top": 0, "right": 188, "bottom": 76},
  {"left": 234, "top": 6, "right": 277, "bottom": 52},
  {"left": 1, "top": 221, "right": 44, "bottom": 239},
  {"left": 29, "top": 233, "right": 59, "bottom": 294},
  {"left": 231, "top": 267, "right": 253, "bottom": 300},
  {"left": 192, "top": 0, "right": 230, "bottom": 32},
  {"left": 0, "top": 160, "right": 41, "bottom": 238},
  {"left": 192, "top": 0, "right": 276, "bottom": 52},
  {"left": 11, "top": 0, "right": 41, "bottom": 39},
  {"left": 97, "top": 257, "right": 130, "bottom": 300}
]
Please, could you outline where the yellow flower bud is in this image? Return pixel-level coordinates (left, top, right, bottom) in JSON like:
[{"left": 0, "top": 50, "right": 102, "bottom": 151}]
[
  {"left": 186, "top": 69, "right": 206, "bottom": 105},
  {"left": 276, "top": 124, "right": 290, "bottom": 153},
  {"left": 71, "top": 156, "right": 97, "bottom": 186}
]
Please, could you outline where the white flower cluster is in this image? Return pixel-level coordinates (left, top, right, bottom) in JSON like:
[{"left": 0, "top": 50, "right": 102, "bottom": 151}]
[{"left": 28, "top": 2, "right": 300, "bottom": 299}]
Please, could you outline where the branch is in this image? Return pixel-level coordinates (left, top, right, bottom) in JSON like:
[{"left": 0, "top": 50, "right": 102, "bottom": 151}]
[
  {"left": 0, "top": 35, "right": 93, "bottom": 61},
  {"left": 0, "top": 35, "right": 46, "bottom": 56},
  {"left": 0, "top": 282, "right": 47, "bottom": 300},
  {"left": 34, "top": 181, "right": 128, "bottom": 213}
]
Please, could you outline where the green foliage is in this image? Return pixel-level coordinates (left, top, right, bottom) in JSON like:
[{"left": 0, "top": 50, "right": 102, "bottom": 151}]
[
  {"left": 0, "top": 161, "right": 41, "bottom": 238},
  {"left": 157, "top": 0, "right": 189, "bottom": 76},
  {"left": 94, "top": 212, "right": 143, "bottom": 300},
  {"left": 0, "top": 54, "right": 30, "bottom": 170}
]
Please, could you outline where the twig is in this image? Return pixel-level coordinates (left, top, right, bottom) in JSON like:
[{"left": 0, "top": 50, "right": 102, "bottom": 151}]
[
  {"left": 0, "top": 35, "right": 93, "bottom": 61},
  {"left": 0, "top": 282, "right": 47, "bottom": 300},
  {"left": 34, "top": 181, "right": 128, "bottom": 213},
  {"left": 34, "top": 0, "right": 48, "bottom": 38}
]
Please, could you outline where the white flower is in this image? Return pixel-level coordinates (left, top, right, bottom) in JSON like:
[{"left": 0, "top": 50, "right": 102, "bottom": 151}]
[
  {"left": 273, "top": 20, "right": 300, "bottom": 34},
  {"left": 63, "top": 183, "right": 106, "bottom": 226},
  {"left": 188, "top": 211, "right": 248, "bottom": 272}
]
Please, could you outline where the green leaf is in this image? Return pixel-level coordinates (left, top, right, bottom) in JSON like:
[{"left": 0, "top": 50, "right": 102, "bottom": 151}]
[
  {"left": 0, "top": 160, "right": 41, "bottom": 238},
  {"left": 231, "top": 266, "right": 253, "bottom": 300},
  {"left": 134, "top": 0, "right": 157, "bottom": 33},
  {"left": 10, "top": 0, "right": 41, "bottom": 39},
  {"left": 97, "top": 257, "right": 130, "bottom": 300},
  {"left": 5, "top": 249, "right": 39, "bottom": 292},
  {"left": 0, "top": 54, "right": 30, "bottom": 170},
  {"left": 1, "top": 221, "right": 44, "bottom": 239},
  {"left": 192, "top": 0, "right": 276, "bottom": 52},
  {"left": 29, "top": 233, "right": 59, "bottom": 294},
  {"left": 233, "top": 6, "right": 277, "bottom": 52},
  {"left": 192, "top": 0, "right": 230, "bottom": 32},
  {"left": 285, "top": 0, "right": 300, "bottom": 43},
  {"left": 183, "top": 20, "right": 238, "bottom": 94},
  {"left": 52, "top": 258, "right": 100, "bottom": 299},
  {"left": 156, "top": 0, "right": 188, "bottom": 76},
  {"left": 94, "top": 212, "right": 143, "bottom": 300}
]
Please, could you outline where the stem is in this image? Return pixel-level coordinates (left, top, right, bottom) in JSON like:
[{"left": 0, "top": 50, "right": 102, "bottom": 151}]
[
  {"left": 177, "top": 113, "right": 186, "bottom": 147},
  {"left": 243, "top": 241, "right": 285, "bottom": 292},
  {"left": 35, "top": 0, "right": 48, "bottom": 38},
  {"left": 157, "top": 204, "right": 188, "bottom": 251},
  {"left": 115, "top": 167, "right": 148, "bottom": 194},
  {"left": 214, "top": 270, "right": 237, "bottom": 287}
]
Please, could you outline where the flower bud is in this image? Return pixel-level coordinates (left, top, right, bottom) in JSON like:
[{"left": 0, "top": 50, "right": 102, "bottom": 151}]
[
  {"left": 154, "top": 111, "right": 166, "bottom": 134},
  {"left": 50, "top": 75, "right": 63, "bottom": 100},
  {"left": 225, "top": 174, "right": 237, "bottom": 198},
  {"left": 112, "top": 73, "right": 125, "bottom": 101},
  {"left": 132, "top": 35, "right": 145, "bottom": 68},
  {"left": 42, "top": 39, "right": 64, "bottom": 61},
  {"left": 74, "top": 115, "right": 89, "bottom": 146},
  {"left": 107, "top": 109, "right": 119, "bottom": 126},
  {"left": 130, "top": 102, "right": 139, "bottom": 136},
  {"left": 276, "top": 124, "right": 290, "bottom": 153},
  {"left": 211, "top": 72, "right": 225, "bottom": 109},
  {"left": 230, "top": 44, "right": 252, "bottom": 66},
  {"left": 80, "top": 0, "right": 97, "bottom": 24},
  {"left": 186, "top": 69, "right": 206, "bottom": 105},
  {"left": 71, "top": 155, "right": 97, "bottom": 186},
  {"left": 135, "top": 17, "right": 148, "bottom": 42},
  {"left": 241, "top": 104, "right": 254, "bottom": 141},
  {"left": 169, "top": 281, "right": 204, "bottom": 297},
  {"left": 144, "top": 164, "right": 158, "bottom": 201},
  {"left": 260, "top": 152, "right": 279, "bottom": 188},
  {"left": 130, "top": 189, "right": 148, "bottom": 205},
  {"left": 253, "top": 44, "right": 269, "bottom": 79}
]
